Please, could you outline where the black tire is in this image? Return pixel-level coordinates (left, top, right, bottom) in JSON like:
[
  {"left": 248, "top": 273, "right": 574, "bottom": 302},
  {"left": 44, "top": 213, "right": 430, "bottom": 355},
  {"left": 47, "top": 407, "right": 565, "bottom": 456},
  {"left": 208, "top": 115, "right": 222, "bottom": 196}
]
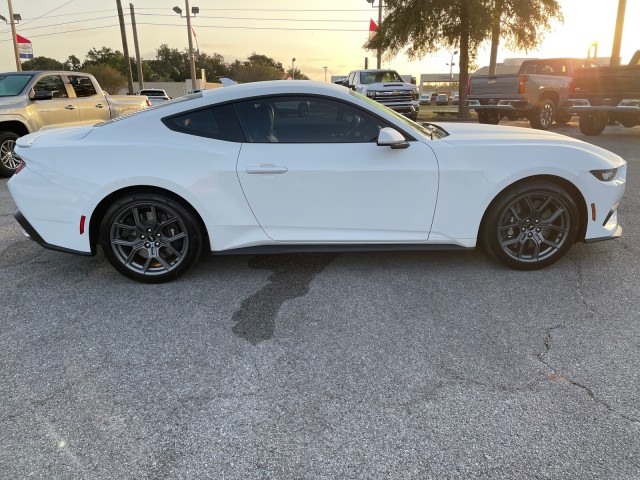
[
  {"left": 529, "top": 98, "right": 555, "bottom": 130},
  {"left": 481, "top": 181, "right": 579, "bottom": 270},
  {"left": 555, "top": 111, "right": 573, "bottom": 124},
  {"left": 478, "top": 110, "right": 500, "bottom": 125},
  {"left": 505, "top": 113, "right": 520, "bottom": 121},
  {"left": 579, "top": 113, "right": 608, "bottom": 136},
  {"left": 0, "top": 131, "right": 21, "bottom": 177},
  {"left": 100, "top": 193, "right": 203, "bottom": 283}
]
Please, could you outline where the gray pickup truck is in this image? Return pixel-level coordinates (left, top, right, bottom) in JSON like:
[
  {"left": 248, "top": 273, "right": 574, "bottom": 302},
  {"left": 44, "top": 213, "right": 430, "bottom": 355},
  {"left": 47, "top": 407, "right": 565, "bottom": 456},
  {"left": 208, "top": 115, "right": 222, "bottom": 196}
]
[
  {"left": 0, "top": 71, "right": 150, "bottom": 176},
  {"left": 467, "top": 58, "right": 599, "bottom": 129}
]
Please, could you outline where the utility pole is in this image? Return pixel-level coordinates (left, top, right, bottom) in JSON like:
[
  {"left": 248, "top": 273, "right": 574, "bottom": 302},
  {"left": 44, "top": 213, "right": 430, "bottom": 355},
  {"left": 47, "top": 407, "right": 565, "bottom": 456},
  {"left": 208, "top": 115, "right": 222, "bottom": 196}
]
[
  {"left": 116, "top": 0, "right": 134, "bottom": 94},
  {"left": 7, "top": 0, "right": 21, "bottom": 71},
  {"left": 323, "top": 66, "right": 328, "bottom": 82},
  {"left": 610, "top": 0, "right": 627, "bottom": 66},
  {"left": 130, "top": 3, "right": 144, "bottom": 91},
  {"left": 376, "top": 0, "right": 382, "bottom": 68},
  {"left": 185, "top": 0, "right": 197, "bottom": 91}
]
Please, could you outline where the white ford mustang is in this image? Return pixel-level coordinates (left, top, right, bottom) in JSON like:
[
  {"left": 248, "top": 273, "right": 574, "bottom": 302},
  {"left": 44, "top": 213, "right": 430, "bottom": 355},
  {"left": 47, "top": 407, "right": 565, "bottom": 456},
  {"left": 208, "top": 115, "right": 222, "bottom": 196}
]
[{"left": 7, "top": 81, "right": 626, "bottom": 283}]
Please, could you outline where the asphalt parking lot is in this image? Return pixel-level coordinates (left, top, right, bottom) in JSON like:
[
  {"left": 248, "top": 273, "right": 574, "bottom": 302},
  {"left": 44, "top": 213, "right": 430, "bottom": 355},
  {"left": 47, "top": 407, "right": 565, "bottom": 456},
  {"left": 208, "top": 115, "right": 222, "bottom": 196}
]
[{"left": 1, "top": 121, "right": 639, "bottom": 479}]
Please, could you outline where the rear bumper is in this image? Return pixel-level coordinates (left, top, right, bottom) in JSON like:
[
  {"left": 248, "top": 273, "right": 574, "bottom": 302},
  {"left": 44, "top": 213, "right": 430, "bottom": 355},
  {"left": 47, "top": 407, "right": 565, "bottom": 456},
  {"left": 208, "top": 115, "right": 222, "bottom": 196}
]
[
  {"left": 14, "top": 209, "right": 92, "bottom": 256},
  {"left": 466, "top": 100, "right": 534, "bottom": 112}
]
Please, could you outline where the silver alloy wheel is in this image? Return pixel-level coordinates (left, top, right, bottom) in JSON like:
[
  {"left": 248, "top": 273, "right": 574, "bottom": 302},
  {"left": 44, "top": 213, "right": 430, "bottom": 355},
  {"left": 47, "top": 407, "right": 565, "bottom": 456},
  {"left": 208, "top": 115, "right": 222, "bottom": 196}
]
[
  {"left": 109, "top": 202, "right": 190, "bottom": 277},
  {"left": 1, "top": 138, "right": 19, "bottom": 170},
  {"left": 539, "top": 102, "right": 554, "bottom": 129},
  {"left": 497, "top": 192, "right": 571, "bottom": 264}
]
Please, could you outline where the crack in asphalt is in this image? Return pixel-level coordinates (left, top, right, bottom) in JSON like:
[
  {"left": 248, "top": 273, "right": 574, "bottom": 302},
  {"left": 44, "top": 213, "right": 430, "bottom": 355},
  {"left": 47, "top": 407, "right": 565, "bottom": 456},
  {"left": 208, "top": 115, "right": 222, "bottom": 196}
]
[
  {"left": 537, "top": 325, "right": 640, "bottom": 425},
  {"left": 232, "top": 253, "right": 338, "bottom": 345}
]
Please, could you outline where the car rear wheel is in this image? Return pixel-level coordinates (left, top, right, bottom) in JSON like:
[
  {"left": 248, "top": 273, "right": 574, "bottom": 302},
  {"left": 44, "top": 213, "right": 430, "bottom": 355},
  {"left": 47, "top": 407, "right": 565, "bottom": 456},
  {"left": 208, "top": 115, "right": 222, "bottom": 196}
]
[
  {"left": 0, "top": 131, "right": 21, "bottom": 177},
  {"left": 579, "top": 113, "right": 608, "bottom": 136},
  {"left": 100, "top": 193, "right": 202, "bottom": 283},
  {"left": 481, "top": 181, "right": 579, "bottom": 270},
  {"left": 529, "top": 98, "right": 555, "bottom": 130}
]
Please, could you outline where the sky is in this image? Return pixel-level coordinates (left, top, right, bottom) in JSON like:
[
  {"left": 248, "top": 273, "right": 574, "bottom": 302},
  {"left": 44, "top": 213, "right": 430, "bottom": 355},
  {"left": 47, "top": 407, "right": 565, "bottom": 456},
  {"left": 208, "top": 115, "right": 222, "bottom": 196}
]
[{"left": 1, "top": 0, "right": 639, "bottom": 82}]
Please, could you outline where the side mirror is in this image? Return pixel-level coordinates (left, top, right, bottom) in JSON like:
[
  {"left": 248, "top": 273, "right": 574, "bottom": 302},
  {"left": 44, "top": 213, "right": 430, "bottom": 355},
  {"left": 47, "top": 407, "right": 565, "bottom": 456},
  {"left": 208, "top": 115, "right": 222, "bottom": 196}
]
[
  {"left": 377, "top": 127, "right": 410, "bottom": 149},
  {"left": 32, "top": 91, "right": 53, "bottom": 101}
]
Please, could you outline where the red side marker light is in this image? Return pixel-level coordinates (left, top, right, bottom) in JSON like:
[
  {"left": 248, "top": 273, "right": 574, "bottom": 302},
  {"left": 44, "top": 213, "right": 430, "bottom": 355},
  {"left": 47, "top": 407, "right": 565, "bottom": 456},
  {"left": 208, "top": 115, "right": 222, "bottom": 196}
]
[
  {"left": 14, "top": 159, "right": 26, "bottom": 175},
  {"left": 591, "top": 203, "right": 596, "bottom": 221},
  {"left": 80, "top": 215, "right": 86, "bottom": 235}
]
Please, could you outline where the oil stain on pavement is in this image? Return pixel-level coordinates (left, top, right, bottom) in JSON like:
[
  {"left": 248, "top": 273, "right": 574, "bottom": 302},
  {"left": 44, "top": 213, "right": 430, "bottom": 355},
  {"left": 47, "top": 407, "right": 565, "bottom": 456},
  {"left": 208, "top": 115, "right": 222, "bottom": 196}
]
[{"left": 232, "top": 253, "right": 338, "bottom": 345}]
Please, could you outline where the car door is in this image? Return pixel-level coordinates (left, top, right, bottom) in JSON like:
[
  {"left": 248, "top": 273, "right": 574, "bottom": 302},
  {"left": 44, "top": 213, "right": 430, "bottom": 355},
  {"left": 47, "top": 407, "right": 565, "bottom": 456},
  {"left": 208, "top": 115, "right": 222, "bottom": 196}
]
[
  {"left": 67, "top": 74, "right": 111, "bottom": 125},
  {"left": 235, "top": 96, "right": 439, "bottom": 243},
  {"left": 29, "top": 74, "right": 80, "bottom": 130}
]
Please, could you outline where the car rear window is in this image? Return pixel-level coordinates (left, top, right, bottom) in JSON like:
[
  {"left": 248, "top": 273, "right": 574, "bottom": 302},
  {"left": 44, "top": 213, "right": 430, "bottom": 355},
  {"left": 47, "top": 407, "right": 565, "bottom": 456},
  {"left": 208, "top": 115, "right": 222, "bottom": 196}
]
[{"left": 162, "top": 103, "right": 244, "bottom": 142}]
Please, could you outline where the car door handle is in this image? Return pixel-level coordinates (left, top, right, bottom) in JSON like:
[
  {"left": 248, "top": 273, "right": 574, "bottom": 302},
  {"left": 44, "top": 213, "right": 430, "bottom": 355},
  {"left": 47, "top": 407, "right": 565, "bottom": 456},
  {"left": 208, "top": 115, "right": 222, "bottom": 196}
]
[
  {"left": 246, "top": 165, "right": 288, "bottom": 175},
  {"left": 95, "top": 104, "right": 106, "bottom": 108},
  {"left": 65, "top": 105, "right": 77, "bottom": 110}
]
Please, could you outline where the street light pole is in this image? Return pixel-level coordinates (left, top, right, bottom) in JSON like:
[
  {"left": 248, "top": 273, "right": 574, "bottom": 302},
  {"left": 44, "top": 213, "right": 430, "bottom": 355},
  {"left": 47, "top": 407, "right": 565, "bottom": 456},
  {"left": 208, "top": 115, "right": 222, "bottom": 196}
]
[
  {"left": 376, "top": 0, "right": 382, "bottom": 68},
  {"left": 6, "top": 0, "right": 21, "bottom": 71},
  {"left": 449, "top": 50, "right": 458, "bottom": 92},
  {"left": 291, "top": 58, "right": 296, "bottom": 80},
  {"left": 184, "top": 0, "right": 197, "bottom": 91},
  {"left": 323, "top": 66, "right": 328, "bottom": 82},
  {"left": 610, "top": 0, "right": 627, "bottom": 66}
]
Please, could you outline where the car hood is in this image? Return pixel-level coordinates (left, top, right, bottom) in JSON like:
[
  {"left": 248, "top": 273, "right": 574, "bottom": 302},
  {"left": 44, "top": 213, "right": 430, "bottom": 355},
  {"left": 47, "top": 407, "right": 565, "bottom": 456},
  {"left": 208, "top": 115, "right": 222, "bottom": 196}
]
[{"left": 430, "top": 122, "right": 626, "bottom": 167}]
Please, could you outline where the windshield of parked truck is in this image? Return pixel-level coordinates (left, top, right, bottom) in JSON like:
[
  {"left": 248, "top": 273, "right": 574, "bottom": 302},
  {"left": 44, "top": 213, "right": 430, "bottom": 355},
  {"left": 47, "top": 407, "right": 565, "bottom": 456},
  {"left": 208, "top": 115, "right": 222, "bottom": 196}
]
[
  {"left": 0, "top": 74, "right": 33, "bottom": 97},
  {"left": 359, "top": 71, "right": 404, "bottom": 84}
]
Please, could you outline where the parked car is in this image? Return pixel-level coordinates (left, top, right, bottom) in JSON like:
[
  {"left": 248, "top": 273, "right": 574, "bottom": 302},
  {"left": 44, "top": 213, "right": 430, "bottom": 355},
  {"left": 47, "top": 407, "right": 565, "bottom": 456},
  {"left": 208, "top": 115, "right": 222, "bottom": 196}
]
[
  {"left": 451, "top": 93, "right": 460, "bottom": 105},
  {"left": 467, "top": 58, "right": 599, "bottom": 129},
  {"left": 0, "top": 71, "right": 150, "bottom": 176},
  {"left": 8, "top": 80, "right": 626, "bottom": 283},
  {"left": 436, "top": 93, "right": 449, "bottom": 105},
  {"left": 137, "top": 88, "right": 170, "bottom": 105},
  {"left": 569, "top": 50, "right": 640, "bottom": 135},
  {"left": 419, "top": 93, "right": 432, "bottom": 105}
]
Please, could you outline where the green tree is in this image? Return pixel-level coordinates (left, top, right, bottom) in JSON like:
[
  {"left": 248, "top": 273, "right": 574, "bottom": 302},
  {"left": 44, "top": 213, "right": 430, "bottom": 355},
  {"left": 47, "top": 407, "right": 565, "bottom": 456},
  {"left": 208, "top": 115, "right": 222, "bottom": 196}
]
[
  {"left": 229, "top": 53, "right": 288, "bottom": 83},
  {"left": 81, "top": 64, "right": 126, "bottom": 95},
  {"left": 149, "top": 44, "right": 190, "bottom": 82},
  {"left": 83, "top": 47, "right": 128, "bottom": 74},
  {"left": 21, "top": 56, "right": 63, "bottom": 71},
  {"left": 366, "top": 0, "right": 562, "bottom": 117},
  {"left": 63, "top": 55, "right": 82, "bottom": 71}
]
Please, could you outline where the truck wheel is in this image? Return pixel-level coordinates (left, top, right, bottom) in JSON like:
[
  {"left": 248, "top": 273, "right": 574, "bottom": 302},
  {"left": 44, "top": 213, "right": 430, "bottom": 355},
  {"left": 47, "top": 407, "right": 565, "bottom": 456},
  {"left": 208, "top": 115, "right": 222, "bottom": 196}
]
[
  {"left": 0, "top": 132, "right": 21, "bottom": 178},
  {"left": 530, "top": 98, "right": 555, "bottom": 130},
  {"left": 478, "top": 111, "right": 500, "bottom": 125},
  {"left": 579, "top": 113, "right": 607, "bottom": 136}
]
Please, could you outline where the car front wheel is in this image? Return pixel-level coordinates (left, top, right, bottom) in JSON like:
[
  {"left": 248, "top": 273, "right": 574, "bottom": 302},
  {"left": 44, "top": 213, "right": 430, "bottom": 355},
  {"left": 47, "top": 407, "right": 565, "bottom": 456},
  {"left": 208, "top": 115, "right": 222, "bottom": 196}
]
[
  {"left": 481, "top": 181, "right": 579, "bottom": 270},
  {"left": 100, "top": 193, "right": 202, "bottom": 283},
  {"left": 578, "top": 113, "right": 608, "bottom": 136}
]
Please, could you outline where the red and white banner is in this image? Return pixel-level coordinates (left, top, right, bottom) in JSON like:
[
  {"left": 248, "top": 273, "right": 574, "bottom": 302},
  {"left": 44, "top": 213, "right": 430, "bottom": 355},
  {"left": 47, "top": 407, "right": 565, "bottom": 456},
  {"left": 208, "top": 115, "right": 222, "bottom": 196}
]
[
  {"left": 369, "top": 19, "right": 378, "bottom": 40},
  {"left": 17, "top": 34, "right": 33, "bottom": 59}
]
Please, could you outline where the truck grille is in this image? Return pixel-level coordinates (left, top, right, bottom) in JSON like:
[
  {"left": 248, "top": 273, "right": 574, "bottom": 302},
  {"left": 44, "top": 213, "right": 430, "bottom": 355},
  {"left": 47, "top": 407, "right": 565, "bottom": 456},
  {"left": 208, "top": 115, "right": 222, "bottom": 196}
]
[{"left": 372, "top": 91, "right": 413, "bottom": 104}]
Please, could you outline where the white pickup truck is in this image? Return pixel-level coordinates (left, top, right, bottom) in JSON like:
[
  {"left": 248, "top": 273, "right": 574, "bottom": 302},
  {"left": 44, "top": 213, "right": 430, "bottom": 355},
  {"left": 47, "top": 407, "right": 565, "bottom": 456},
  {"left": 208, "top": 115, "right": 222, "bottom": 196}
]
[{"left": 0, "top": 70, "right": 150, "bottom": 176}]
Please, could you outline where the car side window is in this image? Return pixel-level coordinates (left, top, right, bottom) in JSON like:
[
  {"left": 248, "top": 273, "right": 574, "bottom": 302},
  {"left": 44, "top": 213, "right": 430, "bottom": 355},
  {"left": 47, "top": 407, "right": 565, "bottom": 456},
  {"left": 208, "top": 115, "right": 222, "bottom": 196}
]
[
  {"left": 33, "top": 75, "right": 68, "bottom": 99},
  {"left": 162, "top": 104, "right": 244, "bottom": 142},
  {"left": 233, "top": 96, "right": 387, "bottom": 144},
  {"left": 68, "top": 75, "right": 98, "bottom": 97}
]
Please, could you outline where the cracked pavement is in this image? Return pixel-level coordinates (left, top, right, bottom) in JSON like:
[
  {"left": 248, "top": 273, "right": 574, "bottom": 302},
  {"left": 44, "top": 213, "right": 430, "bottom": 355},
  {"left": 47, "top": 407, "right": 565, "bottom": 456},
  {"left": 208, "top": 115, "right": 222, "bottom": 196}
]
[{"left": 1, "top": 122, "right": 640, "bottom": 479}]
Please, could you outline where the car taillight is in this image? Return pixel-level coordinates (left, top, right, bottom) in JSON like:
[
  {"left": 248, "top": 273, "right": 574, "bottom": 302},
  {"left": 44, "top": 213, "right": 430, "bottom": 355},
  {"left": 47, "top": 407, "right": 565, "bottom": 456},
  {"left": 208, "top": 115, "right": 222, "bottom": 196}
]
[
  {"left": 14, "top": 157, "right": 26, "bottom": 175},
  {"left": 518, "top": 75, "right": 528, "bottom": 95},
  {"left": 146, "top": 99, "right": 152, "bottom": 107}
]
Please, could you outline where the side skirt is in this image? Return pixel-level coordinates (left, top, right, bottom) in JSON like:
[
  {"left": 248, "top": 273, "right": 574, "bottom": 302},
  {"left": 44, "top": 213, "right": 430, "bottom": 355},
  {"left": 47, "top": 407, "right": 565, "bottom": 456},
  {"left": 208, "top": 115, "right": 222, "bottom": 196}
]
[{"left": 211, "top": 243, "right": 472, "bottom": 256}]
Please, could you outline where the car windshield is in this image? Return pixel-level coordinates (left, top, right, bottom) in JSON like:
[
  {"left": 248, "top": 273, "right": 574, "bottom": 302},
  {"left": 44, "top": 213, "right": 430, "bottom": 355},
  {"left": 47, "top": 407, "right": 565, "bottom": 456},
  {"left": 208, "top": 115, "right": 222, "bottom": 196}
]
[
  {"left": 359, "top": 71, "right": 404, "bottom": 84},
  {"left": 349, "top": 90, "right": 448, "bottom": 140},
  {"left": 0, "top": 74, "right": 33, "bottom": 97}
]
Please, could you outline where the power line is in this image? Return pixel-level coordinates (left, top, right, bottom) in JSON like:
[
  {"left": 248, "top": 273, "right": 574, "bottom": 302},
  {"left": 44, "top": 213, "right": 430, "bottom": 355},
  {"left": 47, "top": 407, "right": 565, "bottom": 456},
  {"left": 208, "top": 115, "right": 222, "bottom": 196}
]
[
  {"left": 137, "top": 13, "right": 367, "bottom": 23},
  {"left": 19, "top": 0, "right": 76, "bottom": 26}
]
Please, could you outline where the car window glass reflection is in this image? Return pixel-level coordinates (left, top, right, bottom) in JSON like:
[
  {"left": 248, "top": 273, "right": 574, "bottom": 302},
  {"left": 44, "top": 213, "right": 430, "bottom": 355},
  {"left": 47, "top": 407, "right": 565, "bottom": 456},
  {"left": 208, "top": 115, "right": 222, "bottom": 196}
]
[
  {"left": 33, "top": 75, "right": 68, "bottom": 99},
  {"left": 234, "top": 97, "right": 386, "bottom": 144},
  {"left": 162, "top": 104, "right": 244, "bottom": 142}
]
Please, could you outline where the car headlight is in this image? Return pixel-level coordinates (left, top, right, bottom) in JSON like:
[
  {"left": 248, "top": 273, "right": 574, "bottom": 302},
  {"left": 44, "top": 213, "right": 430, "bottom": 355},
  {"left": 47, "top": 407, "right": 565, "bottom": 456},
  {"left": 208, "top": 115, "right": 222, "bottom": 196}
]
[
  {"left": 412, "top": 90, "right": 419, "bottom": 100},
  {"left": 366, "top": 90, "right": 377, "bottom": 98},
  {"left": 590, "top": 168, "right": 619, "bottom": 182}
]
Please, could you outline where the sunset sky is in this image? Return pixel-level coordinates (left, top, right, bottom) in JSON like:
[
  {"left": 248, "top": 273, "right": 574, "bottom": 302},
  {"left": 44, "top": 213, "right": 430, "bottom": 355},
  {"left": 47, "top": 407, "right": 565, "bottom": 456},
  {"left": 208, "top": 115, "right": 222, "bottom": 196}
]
[{"left": 1, "top": 0, "right": 638, "bottom": 81}]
